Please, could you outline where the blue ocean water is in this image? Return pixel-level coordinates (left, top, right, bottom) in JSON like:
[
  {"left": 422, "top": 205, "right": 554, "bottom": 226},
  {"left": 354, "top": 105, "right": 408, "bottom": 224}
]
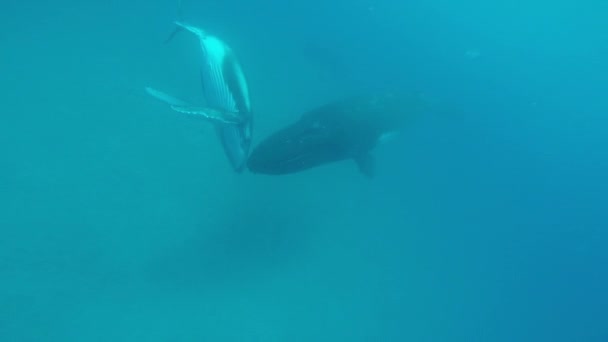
[{"left": 1, "top": 0, "right": 606, "bottom": 340}]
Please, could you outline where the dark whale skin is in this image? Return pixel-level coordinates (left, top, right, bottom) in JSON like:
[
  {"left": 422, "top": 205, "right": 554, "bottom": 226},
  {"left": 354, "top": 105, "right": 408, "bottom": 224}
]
[{"left": 247, "top": 92, "right": 427, "bottom": 176}]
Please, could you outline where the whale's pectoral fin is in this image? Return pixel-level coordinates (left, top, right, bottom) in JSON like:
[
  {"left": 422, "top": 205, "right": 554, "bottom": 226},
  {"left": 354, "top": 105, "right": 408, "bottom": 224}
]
[
  {"left": 354, "top": 153, "right": 375, "bottom": 179},
  {"left": 146, "top": 87, "right": 244, "bottom": 124},
  {"left": 145, "top": 87, "right": 189, "bottom": 107},
  {"left": 145, "top": 87, "right": 244, "bottom": 125},
  {"left": 170, "top": 105, "right": 244, "bottom": 125}
]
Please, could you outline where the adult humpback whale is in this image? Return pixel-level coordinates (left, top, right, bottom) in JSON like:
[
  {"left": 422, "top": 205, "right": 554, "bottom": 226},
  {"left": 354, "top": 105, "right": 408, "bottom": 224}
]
[
  {"left": 146, "top": 21, "right": 253, "bottom": 173},
  {"left": 247, "top": 92, "right": 428, "bottom": 177}
]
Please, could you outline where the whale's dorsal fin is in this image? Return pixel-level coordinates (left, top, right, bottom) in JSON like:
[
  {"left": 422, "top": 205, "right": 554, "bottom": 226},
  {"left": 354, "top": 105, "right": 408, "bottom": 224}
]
[{"left": 354, "top": 153, "right": 375, "bottom": 179}]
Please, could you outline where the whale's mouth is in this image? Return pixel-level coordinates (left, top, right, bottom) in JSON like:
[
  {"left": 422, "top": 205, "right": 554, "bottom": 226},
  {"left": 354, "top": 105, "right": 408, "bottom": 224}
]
[{"left": 247, "top": 119, "right": 344, "bottom": 175}]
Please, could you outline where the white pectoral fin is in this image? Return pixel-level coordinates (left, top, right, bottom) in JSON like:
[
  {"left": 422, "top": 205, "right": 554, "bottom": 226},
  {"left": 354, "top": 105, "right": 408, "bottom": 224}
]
[
  {"left": 145, "top": 87, "right": 243, "bottom": 125},
  {"left": 170, "top": 105, "right": 244, "bottom": 125},
  {"left": 145, "top": 87, "right": 189, "bottom": 107}
]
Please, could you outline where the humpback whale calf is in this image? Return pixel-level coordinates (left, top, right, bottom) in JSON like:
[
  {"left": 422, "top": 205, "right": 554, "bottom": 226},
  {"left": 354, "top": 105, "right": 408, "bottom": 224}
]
[
  {"left": 247, "top": 92, "right": 428, "bottom": 178},
  {"left": 146, "top": 21, "right": 253, "bottom": 173}
]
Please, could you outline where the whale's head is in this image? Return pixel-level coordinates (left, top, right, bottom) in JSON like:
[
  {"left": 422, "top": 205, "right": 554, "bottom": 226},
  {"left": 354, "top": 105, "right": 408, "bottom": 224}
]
[{"left": 246, "top": 115, "right": 348, "bottom": 175}]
